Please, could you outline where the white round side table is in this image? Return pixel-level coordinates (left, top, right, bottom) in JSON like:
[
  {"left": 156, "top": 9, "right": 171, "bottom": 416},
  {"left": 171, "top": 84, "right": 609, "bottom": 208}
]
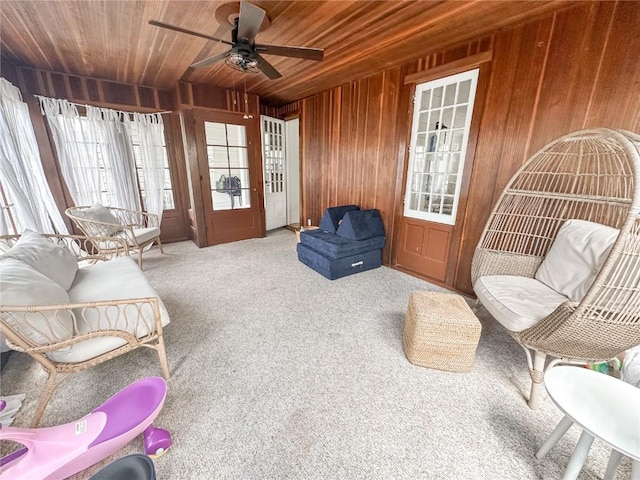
[{"left": 536, "top": 365, "right": 640, "bottom": 480}]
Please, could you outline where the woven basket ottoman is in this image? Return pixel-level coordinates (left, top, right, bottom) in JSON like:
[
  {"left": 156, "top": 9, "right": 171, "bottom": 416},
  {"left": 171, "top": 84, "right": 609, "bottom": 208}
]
[{"left": 403, "top": 291, "right": 481, "bottom": 372}]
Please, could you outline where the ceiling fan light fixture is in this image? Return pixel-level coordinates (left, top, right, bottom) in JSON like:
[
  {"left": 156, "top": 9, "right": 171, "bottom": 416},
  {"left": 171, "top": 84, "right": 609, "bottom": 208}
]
[
  {"left": 151, "top": 1, "right": 323, "bottom": 79},
  {"left": 225, "top": 51, "right": 260, "bottom": 74}
]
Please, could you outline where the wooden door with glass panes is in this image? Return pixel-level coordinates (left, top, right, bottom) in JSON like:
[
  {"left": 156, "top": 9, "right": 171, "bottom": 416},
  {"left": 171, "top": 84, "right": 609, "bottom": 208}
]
[
  {"left": 395, "top": 69, "right": 479, "bottom": 282},
  {"left": 194, "top": 110, "right": 264, "bottom": 246}
]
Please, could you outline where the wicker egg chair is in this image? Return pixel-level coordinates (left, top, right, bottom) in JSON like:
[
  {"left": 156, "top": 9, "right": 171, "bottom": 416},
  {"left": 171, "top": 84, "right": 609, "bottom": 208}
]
[{"left": 472, "top": 128, "right": 640, "bottom": 409}]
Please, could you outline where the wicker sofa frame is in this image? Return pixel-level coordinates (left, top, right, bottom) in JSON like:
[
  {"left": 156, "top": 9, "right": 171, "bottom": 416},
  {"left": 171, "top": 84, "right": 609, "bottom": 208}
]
[
  {"left": 471, "top": 128, "right": 640, "bottom": 409},
  {"left": 0, "top": 233, "right": 170, "bottom": 426}
]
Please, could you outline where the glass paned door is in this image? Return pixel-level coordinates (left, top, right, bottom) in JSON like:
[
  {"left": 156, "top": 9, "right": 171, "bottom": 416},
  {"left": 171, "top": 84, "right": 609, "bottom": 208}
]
[
  {"left": 262, "top": 118, "right": 285, "bottom": 194},
  {"left": 205, "top": 121, "right": 251, "bottom": 210},
  {"left": 404, "top": 69, "right": 479, "bottom": 225},
  {"left": 261, "top": 115, "right": 288, "bottom": 231}
]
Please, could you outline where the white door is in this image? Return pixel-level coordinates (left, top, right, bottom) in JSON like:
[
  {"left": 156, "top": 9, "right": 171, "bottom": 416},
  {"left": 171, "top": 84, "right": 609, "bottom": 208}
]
[{"left": 261, "top": 116, "right": 287, "bottom": 231}]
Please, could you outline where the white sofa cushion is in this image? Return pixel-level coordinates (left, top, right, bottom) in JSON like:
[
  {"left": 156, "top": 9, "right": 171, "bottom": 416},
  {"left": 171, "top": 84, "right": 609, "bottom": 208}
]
[
  {"left": 68, "top": 256, "right": 170, "bottom": 333},
  {"left": 50, "top": 257, "right": 170, "bottom": 364},
  {"left": 47, "top": 336, "right": 129, "bottom": 363},
  {"left": 118, "top": 227, "right": 160, "bottom": 246},
  {"left": 535, "top": 219, "right": 619, "bottom": 302},
  {"left": 3, "top": 229, "right": 78, "bottom": 290},
  {"left": 96, "top": 227, "right": 160, "bottom": 250},
  {"left": 474, "top": 275, "right": 569, "bottom": 332},
  {"left": 74, "top": 203, "right": 122, "bottom": 236},
  {"left": 0, "top": 257, "right": 74, "bottom": 345}
]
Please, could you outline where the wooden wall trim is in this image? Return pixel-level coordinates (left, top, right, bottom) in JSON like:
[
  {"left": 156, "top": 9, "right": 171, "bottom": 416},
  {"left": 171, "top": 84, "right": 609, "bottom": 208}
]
[
  {"left": 179, "top": 109, "right": 206, "bottom": 246},
  {"left": 177, "top": 81, "right": 260, "bottom": 115},
  {"left": 403, "top": 50, "right": 494, "bottom": 85},
  {"left": 159, "top": 113, "right": 190, "bottom": 243}
]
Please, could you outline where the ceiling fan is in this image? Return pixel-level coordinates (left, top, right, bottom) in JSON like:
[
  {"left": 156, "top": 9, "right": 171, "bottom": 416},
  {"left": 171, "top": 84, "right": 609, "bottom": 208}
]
[{"left": 149, "top": 1, "right": 324, "bottom": 79}]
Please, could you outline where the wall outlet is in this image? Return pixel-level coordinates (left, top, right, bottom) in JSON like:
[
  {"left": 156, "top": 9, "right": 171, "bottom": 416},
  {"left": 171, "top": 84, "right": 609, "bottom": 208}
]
[{"left": 307, "top": 218, "right": 311, "bottom": 226}]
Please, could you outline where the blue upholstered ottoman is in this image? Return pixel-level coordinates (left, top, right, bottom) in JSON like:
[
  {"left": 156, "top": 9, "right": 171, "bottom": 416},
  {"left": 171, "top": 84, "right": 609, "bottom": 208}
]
[
  {"left": 297, "top": 207, "right": 385, "bottom": 280},
  {"left": 297, "top": 243, "right": 382, "bottom": 280},
  {"left": 300, "top": 229, "right": 385, "bottom": 259}
]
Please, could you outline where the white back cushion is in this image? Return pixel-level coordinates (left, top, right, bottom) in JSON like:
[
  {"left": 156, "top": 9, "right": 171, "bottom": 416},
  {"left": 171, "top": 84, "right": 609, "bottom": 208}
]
[
  {"left": 0, "top": 258, "right": 74, "bottom": 345},
  {"left": 4, "top": 229, "right": 78, "bottom": 290},
  {"left": 535, "top": 219, "right": 619, "bottom": 302},
  {"left": 74, "top": 203, "right": 122, "bottom": 236}
]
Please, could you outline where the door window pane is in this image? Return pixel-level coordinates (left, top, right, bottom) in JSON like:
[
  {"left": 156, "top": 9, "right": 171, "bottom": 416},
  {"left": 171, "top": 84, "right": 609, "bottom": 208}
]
[
  {"left": 205, "top": 122, "right": 250, "bottom": 210},
  {"left": 208, "top": 146, "right": 229, "bottom": 168},
  {"left": 261, "top": 117, "right": 286, "bottom": 194},
  {"left": 404, "top": 69, "right": 479, "bottom": 224},
  {"left": 228, "top": 147, "right": 248, "bottom": 168},
  {"left": 205, "top": 123, "right": 227, "bottom": 145},
  {"left": 226, "top": 124, "right": 247, "bottom": 147}
]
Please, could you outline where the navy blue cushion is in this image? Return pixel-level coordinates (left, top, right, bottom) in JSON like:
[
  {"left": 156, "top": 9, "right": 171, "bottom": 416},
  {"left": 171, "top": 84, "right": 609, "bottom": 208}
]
[
  {"left": 300, "top": 229, "right": 385, "bottom": 259},
  {"left": 318, "top": 205, "right": 359, "bottom": 234},
  {"left": 336, "top": 209, "right": 385, "bottom": 241},
  {"left": 297, "top": 243, "right": 382, "bottom": 280}
]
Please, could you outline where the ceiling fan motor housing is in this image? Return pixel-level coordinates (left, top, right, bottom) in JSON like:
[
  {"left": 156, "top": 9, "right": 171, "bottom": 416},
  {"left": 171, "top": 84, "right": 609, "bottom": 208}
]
[{"left": 149, "top": 1, "right": 323, "bottom": 79}]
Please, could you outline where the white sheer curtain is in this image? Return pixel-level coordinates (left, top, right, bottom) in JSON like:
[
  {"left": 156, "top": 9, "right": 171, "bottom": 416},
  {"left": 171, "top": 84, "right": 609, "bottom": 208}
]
[
  {"left": 0, "top": 78, "right": 68, "bottom": 235},
  {"left": 132, "top": 112, "right": 165, "bottom": 221},
  {"left": 38, "top": 96, "right": 103, "bottom": 207},
  {"left": 39, "top": 97, "right": 165, "bottom": 218},
  {"left": 87, "top": 106, "right": 141, "bottom": 212}
]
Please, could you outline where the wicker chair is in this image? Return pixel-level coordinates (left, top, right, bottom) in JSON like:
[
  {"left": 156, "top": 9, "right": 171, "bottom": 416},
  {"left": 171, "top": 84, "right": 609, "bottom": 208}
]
[
  {"left": 471, "top": 128, "right": 640, "bottom": 409},
  {"left": 65, "top": 204, "right": 163, "bottom": 268},
  {"left": 0, "top": 233, "right": 170, "bottom": 426}
]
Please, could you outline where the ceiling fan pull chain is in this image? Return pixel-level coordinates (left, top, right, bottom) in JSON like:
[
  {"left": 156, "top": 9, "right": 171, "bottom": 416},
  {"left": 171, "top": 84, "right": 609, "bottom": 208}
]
[
  {"left": 243, "top": 76, "right": 248, "bottom": 113},
  {"left": 231, "top": 72, "right": 237, "bottom": 108}
]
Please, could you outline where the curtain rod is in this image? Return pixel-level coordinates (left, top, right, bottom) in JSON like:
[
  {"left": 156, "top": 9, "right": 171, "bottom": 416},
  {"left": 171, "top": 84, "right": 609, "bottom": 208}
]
[{"left": 34, "top": 95, "right": 172, "bottom": 116}]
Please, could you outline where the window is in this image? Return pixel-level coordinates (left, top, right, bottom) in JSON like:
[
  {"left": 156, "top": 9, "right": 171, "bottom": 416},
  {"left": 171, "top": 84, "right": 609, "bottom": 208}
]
[
  {"left": 404, "top": 69, "right": 479, "bottom": 224},
  {"left": 129, "top": 122, "right": 175, "bottom": 210},
  {"left": 205, "top": 121, "right": 251, "bottom": 210},
  {"left": 69, "top": 117, "right": 175, "bottom": 211}
]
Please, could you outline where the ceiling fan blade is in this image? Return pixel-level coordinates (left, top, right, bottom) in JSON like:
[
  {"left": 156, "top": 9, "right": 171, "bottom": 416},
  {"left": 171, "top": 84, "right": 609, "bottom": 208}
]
[
  {"left": 190, "top": 50, "right": 231, "bottom": 69},
  {"left": 255, "top": 54, "right": 282, "bottom": 80},
  {"left": 149, "top": 20, "right": 233, "bottom": 46},
  {"left": 254, "top": 44, "right": 324, "bottom": 61},
  {"left": 237, "top": 1, "right": 266, "bottom": 44}
]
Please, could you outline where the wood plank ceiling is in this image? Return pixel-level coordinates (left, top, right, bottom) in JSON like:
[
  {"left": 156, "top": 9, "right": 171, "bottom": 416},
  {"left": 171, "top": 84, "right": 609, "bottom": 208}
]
[{"left": 0, "top": 1, "right": 577, "bottom": 106}]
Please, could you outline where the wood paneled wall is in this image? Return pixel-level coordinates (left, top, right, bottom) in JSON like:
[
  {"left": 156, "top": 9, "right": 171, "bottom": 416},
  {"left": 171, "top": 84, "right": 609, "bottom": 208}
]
[
  {"left": 8, "top": 65, "right": 174, "bottom": 112},
  {"left": 176, "top": 81, "right": 260, "bottom": 115},
  {"left": 299, "top": 68, "right": 405, "bottom": 265},
  {"left": 290, "top": 1, "right": 640, "bottom": 294},
  {"left": 456, "top": 0, "right": 640, "bottom": 295}
]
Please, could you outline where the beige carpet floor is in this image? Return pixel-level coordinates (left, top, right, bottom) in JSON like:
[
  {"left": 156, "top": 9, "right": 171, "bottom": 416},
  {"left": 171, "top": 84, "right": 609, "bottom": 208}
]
[{"left": 0, "top": 229, "right": 631, "bottom": 479}]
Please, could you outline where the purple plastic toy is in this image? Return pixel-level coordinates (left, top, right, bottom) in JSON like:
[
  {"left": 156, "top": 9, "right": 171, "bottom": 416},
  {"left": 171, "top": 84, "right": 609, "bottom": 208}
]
[{"left": 0, "top": 377, "right": 171, "bottom": 480}]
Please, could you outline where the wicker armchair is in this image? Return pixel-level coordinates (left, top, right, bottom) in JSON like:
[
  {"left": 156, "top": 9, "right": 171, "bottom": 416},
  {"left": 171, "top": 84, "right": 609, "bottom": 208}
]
[
  {"left": 471, "top": 128, "right": 640, "bottom": 409},
  {"left": 65, "top": 204, "right": 163, "bottom": 268},
  {"left": 0, "top": 232, "right": 170, "bottom": 426}
]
